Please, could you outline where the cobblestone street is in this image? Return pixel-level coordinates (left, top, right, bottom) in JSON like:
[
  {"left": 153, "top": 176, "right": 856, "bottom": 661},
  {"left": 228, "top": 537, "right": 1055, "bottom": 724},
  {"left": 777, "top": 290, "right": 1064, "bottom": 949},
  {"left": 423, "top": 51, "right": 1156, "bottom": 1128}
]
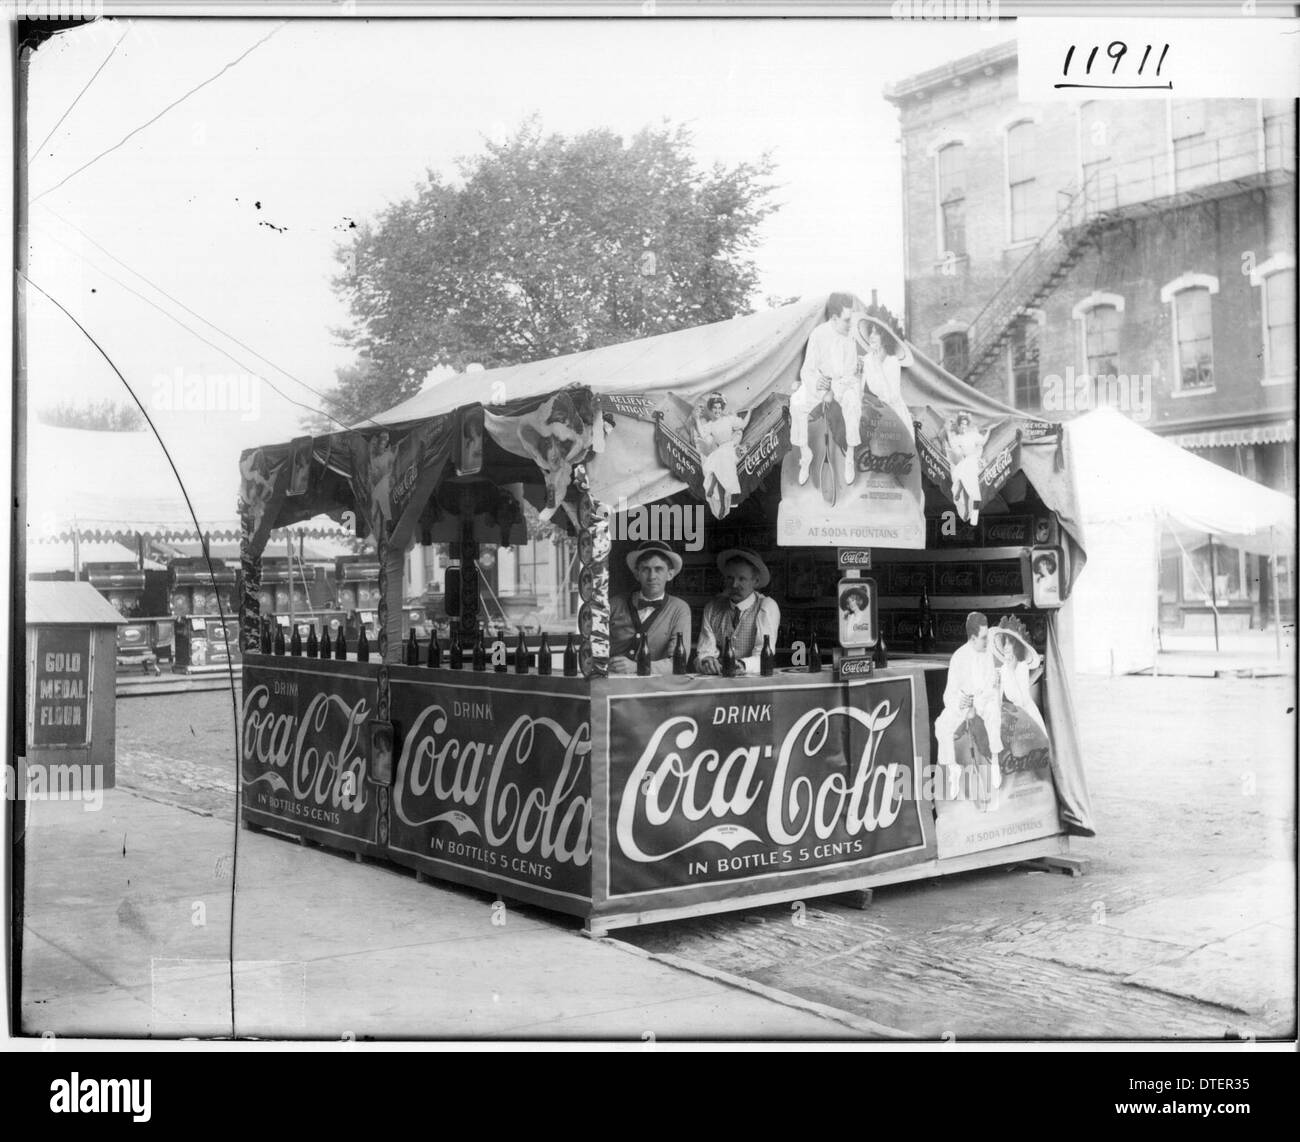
[{"left": 111, "top": 671, "right": 1295, "bottom": 1040}]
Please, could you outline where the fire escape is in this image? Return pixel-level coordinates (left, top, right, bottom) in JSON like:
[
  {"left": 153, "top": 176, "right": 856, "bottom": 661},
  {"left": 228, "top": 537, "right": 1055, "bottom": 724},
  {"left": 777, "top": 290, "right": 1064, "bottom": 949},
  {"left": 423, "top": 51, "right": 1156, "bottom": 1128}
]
[{"left": 961, "top": 124, "right": 1297, "bottom": 389}]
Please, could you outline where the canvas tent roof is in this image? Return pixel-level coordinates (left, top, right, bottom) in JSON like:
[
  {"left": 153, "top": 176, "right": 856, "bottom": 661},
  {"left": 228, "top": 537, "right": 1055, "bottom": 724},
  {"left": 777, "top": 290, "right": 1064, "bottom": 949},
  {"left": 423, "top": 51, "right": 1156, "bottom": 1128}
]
[
  {"left": 1068, "top": 407, "right": 1296, "bottom": 556},
  {"left": 27, "top": 539, "right": 166, "bottom": 573},
  {"left": 368, "top": 294, "right": 1084, "bottom": 580}
]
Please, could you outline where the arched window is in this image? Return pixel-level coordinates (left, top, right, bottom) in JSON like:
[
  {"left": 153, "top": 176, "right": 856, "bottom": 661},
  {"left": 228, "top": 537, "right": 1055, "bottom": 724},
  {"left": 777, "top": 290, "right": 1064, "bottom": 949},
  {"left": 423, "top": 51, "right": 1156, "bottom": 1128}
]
[
  {"left": 1082, "top": 304, "right": 1121, "bottom": 379},
  {"left": 1008, "top": 315, "right": 1042, "bottom": 410},
  {"left": 1250, "top": 255, "right": 1296, "bottom": 383},
  {"left": 1160, "top": 275, "right": 1218, "bottom": 393},
  {"left": 1006, "top": 120, "right": 1038, "bottom": 243},
  {"left": 941, "top": 332, "right": 969, "bottom": 377},
  {"left": 936, "top": 142, "right": 966, "bottom": 258}
]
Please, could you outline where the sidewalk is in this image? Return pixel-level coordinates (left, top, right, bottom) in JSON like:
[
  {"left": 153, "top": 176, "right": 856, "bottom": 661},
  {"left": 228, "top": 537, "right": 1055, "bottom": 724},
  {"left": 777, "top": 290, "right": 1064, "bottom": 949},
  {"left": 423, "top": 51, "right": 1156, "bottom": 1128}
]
[
  {"left": 18, "top": 791, "right": 882, "bottom": 1042},
  {"left": 1150, "top": 628, "right": 1296, "bottom": 678}
]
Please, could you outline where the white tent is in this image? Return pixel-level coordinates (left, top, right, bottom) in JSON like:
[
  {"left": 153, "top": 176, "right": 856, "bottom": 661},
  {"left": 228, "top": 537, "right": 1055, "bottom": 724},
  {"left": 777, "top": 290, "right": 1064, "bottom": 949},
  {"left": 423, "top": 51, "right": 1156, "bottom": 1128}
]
[{"left": 1065, "top": 407, "right": 1296, "bottom": 674}]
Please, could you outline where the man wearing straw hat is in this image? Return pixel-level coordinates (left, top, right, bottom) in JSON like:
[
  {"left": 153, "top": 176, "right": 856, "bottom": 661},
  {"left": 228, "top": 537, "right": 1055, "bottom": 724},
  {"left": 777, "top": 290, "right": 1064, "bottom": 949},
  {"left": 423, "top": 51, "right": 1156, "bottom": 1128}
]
[
  {"left": 696, "top": 548, "right": 781, "bottom": 676},
  {"left": 608, "top": 540, "right": 692, "bottom": 675}
]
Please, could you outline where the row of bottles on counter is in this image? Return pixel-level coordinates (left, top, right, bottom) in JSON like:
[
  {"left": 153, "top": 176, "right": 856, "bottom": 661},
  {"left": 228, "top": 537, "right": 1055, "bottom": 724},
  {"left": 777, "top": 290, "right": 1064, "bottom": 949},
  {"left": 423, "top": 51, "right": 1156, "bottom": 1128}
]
[{"left": 260, "top": 617, "right": 371, "bottom": 661}]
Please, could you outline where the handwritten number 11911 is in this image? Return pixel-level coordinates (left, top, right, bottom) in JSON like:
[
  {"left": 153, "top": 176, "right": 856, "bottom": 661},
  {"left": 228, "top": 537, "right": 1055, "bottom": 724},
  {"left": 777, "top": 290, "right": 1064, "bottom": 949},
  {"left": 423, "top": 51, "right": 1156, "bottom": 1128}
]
[{"left": 1063, "top": 41, "right": 1169, "bottom": 79}]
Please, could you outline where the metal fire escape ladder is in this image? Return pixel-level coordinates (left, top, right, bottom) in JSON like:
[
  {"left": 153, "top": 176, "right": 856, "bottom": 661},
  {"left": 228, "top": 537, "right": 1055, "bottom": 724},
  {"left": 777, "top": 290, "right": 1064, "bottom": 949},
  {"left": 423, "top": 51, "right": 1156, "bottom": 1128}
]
[{"left": 962, "top": 171, "right": 1111, "bottom": 387}]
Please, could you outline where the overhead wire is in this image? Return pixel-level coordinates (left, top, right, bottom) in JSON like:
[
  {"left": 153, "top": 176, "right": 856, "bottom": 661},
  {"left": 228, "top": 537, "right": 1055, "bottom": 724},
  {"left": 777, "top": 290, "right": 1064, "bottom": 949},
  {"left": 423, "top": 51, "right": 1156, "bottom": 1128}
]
[
  {"left": 30, "top": 23, "right": 133, "bottom": 165},
  {"left": 32, "top": 21, "right": 288, "bottom": 204},
  {"left": 33, "top": 203, "right": 385, "bottom": 433}
]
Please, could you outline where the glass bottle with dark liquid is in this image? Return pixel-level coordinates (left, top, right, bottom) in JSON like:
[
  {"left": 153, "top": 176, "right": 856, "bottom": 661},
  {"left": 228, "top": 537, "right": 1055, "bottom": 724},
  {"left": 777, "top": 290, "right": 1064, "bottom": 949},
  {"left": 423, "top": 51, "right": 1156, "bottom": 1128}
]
[
  {"left": 636, "top": 633, "right": 652, "bottom": 677},
  {"left": 760, "top": 635, "right": 774, "bottom": 677},
  {"left": 515, "top": 630, "right": 530, "bottom": 674},
  {"left": 356, "top": 624, "right": 370, "bottom": 663},
  {"left": 537, "top": 632, "right": 552, "bottom": 675},
  {"left": 260, "top": 617, "right": 273, "bottom": 654},
  {"left": 873, "top": 630, "right": 889, "bottom": 669},
  {"left": 918, "top": 583, "right": 935, "bottom": 653},
  {"left": 808, "top": 629, "right": 822, "bottom": 673},
  {"left": 562, "top": 634, "right": 578, "bottom": 677},
  {"left": 334, "top": 627, "right": 347, "bottom": 660},
  {"left": 273, "top": 623, "right": 286, "bottom": 657},
  {"left": 406, "top": 629, "right": 420, "bottom": 665},
  {"left": 290, "top": 624, "right": 303, "bottom": 656},
  {"left": 449, "top": 628, "right": 464, "bottom": 669},
  {"left": 671, "top": 633, "right": 687, "bottom": 675},
  {"left": 427, "top": 631, "right": 442, "bottom": 668},
  {"left": 472, "top": 627, "right": 487, "bottom": 671},
  {"left": 720, "top": 636, "right": 738, "bottom": 677},
  {"left": 306, "top": 623, "right": 319, "bottom": 659}
]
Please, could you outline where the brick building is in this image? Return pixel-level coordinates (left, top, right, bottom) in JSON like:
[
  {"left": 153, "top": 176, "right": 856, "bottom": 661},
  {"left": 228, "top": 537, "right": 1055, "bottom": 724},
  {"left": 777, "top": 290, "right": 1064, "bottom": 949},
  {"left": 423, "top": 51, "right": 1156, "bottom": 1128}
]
[{"left": 884, "top": 41, "right": 1296, "bottom": 629}]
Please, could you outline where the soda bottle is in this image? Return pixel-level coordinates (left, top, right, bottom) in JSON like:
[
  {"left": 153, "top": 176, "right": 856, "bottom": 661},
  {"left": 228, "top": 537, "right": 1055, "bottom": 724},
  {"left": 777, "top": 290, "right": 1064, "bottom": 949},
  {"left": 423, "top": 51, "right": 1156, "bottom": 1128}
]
[
  {"left": 808, "top": 629, "right": 822, "bottom": 673},
  {"left": 760, "top": 634, "right": 774, "bottom": 677},
  {"left": 672, "top": 633, "right": 687, "bottom": 675},
  {"left": 449, "top": 628, "right": 464, "bottom": 669},
  {"left": 260, "top": 616, "right": 273, "bottom": 654},
  {"left": 562, "top": 634, "right": 578, "bottom": 677},
  {"left": 873, "top": 630, "right": 889, "bottom": 669},
  {"left": 515, "top": 630, "right": 530, "bottom": 674},
  {"left": 427, "top": 632, "right": 442, "bottom": 668},
  {"left": 472, "top": 627, "right": 487, "bottom": 671},
  {"left": 273, "top": 622, "right": 286, "bottom": 657},
  {"left": 406, "top": 629, "right": 420, "bottom": 666},
  {"left": 306, "top": 623, "right": 319, "bottom": 659},
  {"left": 918, "top": 583, "right": 934, "bottom": 653},
  {"left": 537, "top": 633, "right": 552, "bottom": 676},
  {"left": 635, "top": 633, "right": 652, "bottom": 677},
  {"left": 720, "top": 636, "right": 738, "bottom": 677},
  {"left": 290, "top": 624, "right": 303, "bottom": 656},
  {"left": 357, "top": 623, "right": 370, "bottom": 663}
]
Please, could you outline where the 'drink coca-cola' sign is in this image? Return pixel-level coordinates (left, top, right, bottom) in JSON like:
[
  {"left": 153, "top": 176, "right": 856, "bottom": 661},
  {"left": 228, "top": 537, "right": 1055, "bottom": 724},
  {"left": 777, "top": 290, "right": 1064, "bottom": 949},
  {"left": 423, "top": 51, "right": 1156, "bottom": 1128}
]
[
  {"left": 387, "top": 671, "right": 593, "bottom": 909},
  {"left": 241, "top": 659, "right": 380, "bottom": 850},
  {"left": 595, "top": 675, "right": 934, "bottom": 908}
]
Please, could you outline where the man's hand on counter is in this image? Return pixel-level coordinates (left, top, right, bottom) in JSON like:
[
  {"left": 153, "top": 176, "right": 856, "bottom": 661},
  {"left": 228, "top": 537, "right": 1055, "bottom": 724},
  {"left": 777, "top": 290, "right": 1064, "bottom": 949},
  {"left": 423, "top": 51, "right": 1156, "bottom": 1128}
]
[
  {"left": 606, "top": 657, "right": 636, "bottom": 676},
  {"left": 698, "top": 656, "right": 720, "bottom": 675}
]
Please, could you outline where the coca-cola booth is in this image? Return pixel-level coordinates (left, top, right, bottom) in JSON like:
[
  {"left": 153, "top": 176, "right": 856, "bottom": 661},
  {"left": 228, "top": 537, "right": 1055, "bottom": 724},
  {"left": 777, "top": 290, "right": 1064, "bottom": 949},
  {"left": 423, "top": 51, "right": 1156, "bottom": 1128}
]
[{"left": 235, "top": 295, "right": 1094, "bottom": 934}]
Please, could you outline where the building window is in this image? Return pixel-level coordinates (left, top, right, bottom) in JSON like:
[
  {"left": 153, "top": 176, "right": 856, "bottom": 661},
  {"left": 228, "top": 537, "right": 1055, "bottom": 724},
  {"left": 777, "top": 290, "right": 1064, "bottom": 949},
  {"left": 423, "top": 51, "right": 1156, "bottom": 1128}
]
[
  {"left": 1182, "top": 541, "right": 1248, "bottom": 603},
  {"left": 1172, "top": 287, "right": 1215, "bottom": 391},
  {"left": 1083, "top": 304, "right": 1121, "bottom": 380},
  {"left": 1171, "top": 100, "right": 1208, "bottom": 191},
  {"left": 937, "top": 143, "right": 966, "bottom": 258},
  {"left": 1009, "top": 318, "right": 1041, "bottom": 410},
  {"left": 1006, "top": 120, "right": 1037, "bottom": 243},
  {"left": 941, "top": 332, "right": 969, "bottom": 377},
  {"left": 1263, "top": 267, "right": 1296, "bottom": 381}
]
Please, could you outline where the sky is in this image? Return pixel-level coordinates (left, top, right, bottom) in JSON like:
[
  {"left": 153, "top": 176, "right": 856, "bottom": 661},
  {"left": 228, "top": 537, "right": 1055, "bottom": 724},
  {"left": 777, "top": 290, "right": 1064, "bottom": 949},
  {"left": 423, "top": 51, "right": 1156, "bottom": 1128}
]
[{"left": 23, "top": 15, "right": 1014, "bottom": 514}]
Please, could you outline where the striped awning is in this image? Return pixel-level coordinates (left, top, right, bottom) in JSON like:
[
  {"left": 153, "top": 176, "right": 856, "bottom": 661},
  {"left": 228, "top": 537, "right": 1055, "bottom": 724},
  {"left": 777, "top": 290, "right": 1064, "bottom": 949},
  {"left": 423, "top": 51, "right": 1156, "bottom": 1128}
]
[{"left": 1166, "top": 420, "right": 1295, "bottom": 449}]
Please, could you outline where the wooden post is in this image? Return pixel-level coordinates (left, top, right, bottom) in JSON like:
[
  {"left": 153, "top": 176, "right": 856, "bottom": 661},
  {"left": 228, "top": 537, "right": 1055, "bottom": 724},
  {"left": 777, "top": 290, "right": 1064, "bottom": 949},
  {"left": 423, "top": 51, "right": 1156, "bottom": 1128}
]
[
  {"left": 1207, "top": 533, "right": 1219, "bottom": 652},
  {"left": 286, "top": 531, "right": 295, "bottom": 630}
]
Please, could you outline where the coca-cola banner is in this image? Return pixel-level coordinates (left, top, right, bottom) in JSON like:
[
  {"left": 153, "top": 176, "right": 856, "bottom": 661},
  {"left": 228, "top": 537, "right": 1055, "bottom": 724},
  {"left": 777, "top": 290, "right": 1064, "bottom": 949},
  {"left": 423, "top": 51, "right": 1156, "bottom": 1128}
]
[
  {"left": 386, "top": 670, "right": 594, "bottom": 913},
  {"left": 591, "top": 672, "right": 936, "bottom": 916},
  {"left": 241, "top": 658, "right": 381, "bottom": 852}
]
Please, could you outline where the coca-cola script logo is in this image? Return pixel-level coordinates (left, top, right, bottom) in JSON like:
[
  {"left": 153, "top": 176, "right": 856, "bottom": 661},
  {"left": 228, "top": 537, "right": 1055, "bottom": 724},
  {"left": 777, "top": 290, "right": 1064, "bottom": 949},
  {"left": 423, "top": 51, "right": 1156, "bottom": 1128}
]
[
  {"left": 242, "top": 685, "right": 370, "bottom": 812},
  {"left": 856, "top": 451, "right": 914, "bottom": 476},
  {"left": 393, "top": 704, "right": 593, "bottom": 867},
  {"left": 617, "top": 701, "right": 909, "bottom": 863},
  {"left": 937, "top": 567, "right": 977, "bottom": 592},
  {"left": 837, "top": 658, "right": 875, "bottom": 679},
  {"left": 984, "top": 520, "right": 1029, "bottom": 544},
  {"left": 739, "top": 429, "right": 782, "bottom": 478}
]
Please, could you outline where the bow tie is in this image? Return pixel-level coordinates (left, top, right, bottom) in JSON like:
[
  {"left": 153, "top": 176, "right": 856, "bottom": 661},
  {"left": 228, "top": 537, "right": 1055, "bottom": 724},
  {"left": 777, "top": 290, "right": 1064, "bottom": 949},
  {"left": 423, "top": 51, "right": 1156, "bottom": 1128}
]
[{"left": 635, "top": 596, "right": 665, "bottom": 612}]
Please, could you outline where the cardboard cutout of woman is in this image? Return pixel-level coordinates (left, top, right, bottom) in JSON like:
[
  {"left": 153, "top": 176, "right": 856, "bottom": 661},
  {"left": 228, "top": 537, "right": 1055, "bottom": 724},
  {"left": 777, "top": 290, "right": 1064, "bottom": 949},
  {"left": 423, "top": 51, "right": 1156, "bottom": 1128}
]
[
  {"left": 990, "top": 618, "right": 1050, "bottom": 759},
  {"left": 943, "top": 412, "right": 991, "bottom": 525},
  {"left": 854, "top": 318, "right": 915, "bottom": 446},
  {"left": 691, "top": 393, "right": 748, "bottom": 519}
]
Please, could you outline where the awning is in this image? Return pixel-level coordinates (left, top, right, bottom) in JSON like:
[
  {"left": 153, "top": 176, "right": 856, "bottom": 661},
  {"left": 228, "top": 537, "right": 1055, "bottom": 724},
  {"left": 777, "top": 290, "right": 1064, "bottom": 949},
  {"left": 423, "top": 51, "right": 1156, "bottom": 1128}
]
[{"left": 1165, "top": 420, "right": 1295, "bottom": 449}]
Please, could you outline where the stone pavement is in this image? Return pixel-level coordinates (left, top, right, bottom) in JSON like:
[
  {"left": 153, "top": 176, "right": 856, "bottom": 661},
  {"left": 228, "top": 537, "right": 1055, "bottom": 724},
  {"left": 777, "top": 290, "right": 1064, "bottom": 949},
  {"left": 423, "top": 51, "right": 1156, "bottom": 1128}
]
[{"left": 18, "top": 790, "right": 891, "bottom": 1042}]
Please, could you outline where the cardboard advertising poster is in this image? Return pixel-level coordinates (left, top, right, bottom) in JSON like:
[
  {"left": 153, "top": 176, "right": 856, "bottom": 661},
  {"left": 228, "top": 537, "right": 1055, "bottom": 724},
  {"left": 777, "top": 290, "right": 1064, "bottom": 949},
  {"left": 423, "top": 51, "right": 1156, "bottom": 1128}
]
[
  {"left": 241, "top": 658, "right": 384, "bottom": 855},
  {"left": 933, "top": 621, "right": 1061, "bottom": 858},
  {"left": 778, "top": 317, "right": 925, "bottom": 548},
  {"left": 1030, "top": 546, "right": 1063, "bottom": 607},
  {"left": 837, "top": 576, "right": 878, "bottom": 649},
  {"left": 386, "top": 670, "right": 594, "bottom": 914},
  {"left": 589, "top": 672, "right": 936, "bottom": 921}
]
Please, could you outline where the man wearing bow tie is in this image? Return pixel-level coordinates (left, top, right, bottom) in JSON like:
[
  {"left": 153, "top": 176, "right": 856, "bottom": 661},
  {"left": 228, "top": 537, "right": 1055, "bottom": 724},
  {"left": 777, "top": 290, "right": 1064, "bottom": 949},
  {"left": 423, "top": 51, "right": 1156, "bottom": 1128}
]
[
  {"left": 607, "top": 540, "right": 692, "bottom": 676},
  {"left": 696, "top": 548, "right": 781, "bottom": 676}
]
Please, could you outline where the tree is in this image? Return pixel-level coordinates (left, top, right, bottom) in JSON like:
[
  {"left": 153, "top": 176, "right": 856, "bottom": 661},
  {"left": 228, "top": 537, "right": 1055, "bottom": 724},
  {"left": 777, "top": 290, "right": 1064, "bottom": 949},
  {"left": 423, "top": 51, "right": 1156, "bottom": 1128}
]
[
  {"left": 36, "top": 399, "right": 145, "bottom": 432},
  {"left": 313, "top": 119, "right": 779, "bottom": 427}
]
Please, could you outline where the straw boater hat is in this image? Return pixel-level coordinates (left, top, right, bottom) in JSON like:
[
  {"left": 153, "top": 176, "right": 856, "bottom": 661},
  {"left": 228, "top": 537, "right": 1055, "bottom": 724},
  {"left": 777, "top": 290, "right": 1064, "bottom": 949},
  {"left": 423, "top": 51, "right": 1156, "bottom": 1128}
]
[
  {"left": 625, "top": 539, "right": 683, "bottom": 576},
  {"left": 716, "top": 548, "right": 771, "bottom": 590}
]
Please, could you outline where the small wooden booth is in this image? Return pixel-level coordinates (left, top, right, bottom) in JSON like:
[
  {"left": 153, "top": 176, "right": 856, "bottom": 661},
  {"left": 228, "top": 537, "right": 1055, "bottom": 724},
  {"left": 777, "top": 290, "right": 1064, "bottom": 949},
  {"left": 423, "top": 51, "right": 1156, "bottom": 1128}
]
[{"left": 237, "top": 295, "right": 1095, "bottom": 933}]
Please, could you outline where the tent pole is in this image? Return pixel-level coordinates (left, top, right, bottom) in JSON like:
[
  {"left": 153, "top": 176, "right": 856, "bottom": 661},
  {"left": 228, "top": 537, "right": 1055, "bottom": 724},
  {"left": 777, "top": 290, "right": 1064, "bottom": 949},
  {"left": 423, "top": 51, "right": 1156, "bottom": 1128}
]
[
  {"left": 286, "top": 531, "right": 295, "bottom": 629},
  {"left": 1207, "top": 533, "right": 1219, "bottom": 652},
  {"left": 1271, "top": 526, "right": 1282, "bottom": 661}
]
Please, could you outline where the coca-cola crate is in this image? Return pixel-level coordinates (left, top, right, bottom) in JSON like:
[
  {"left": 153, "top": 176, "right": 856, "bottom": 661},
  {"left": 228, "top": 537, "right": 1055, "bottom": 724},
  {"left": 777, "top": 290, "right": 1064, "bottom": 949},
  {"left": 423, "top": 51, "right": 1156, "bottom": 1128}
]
[
  {"left": 981, "top": 561, "right": 1026, "bottom": 595},
  {"left": 980, "top": 515, "right": 1033, "bottom": 546},
  {"left": 887, "top": 563, "right": 931, "bottom": 595},
  {"left": 893, "top": 612, "right": 921, "bottom": 648},
  {"left": 935, "top": 612, "right": 969, "bottom": 645},
  {"left": 933, "top": 517, "right": 981, "bottom": 548},
  {"left": 934, "top": 563, "right": 979, "bottom": 595}
]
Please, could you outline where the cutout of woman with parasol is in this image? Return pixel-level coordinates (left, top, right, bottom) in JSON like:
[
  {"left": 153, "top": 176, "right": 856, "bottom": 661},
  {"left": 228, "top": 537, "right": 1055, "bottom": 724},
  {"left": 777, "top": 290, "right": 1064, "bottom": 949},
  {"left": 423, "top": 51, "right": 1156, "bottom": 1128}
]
[{"left": 989, "top": 615, "right": 1050, "bottom": 760}]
